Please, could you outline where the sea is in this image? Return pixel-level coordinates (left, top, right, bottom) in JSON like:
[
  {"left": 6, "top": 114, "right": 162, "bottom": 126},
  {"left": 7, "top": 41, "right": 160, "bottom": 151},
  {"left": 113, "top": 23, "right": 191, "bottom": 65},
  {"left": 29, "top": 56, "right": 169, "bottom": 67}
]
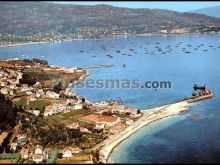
[{"left": 1, "top": 34, "right": 220, "bottom": 163}]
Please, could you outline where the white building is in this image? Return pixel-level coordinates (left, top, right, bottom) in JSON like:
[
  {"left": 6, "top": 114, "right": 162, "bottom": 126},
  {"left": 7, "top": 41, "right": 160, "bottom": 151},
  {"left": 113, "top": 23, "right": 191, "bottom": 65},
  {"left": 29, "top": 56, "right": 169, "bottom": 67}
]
[
  {"left": 74, "top": 103, "right": 83, "bottom": 110},
  {"left": 46, "top": 91, "right": 60, "bottom": 99},
  {"left": 21, "top": 148, "right": 29, "bottom": 159},
  {"left": 33, "top": 154, "right": 44, "bottom": 164},
  {"left": 0, "top": 87, "right": 8, "bottom": 95},
  {"left": 35, "top": 145, "right": 43, "bottom": 155},
  {"left": 30, "top": 94, "right": 37, "bottom": 101},
  {"left": 62, "top": 148, "right": 73, "bottom": 158},
  {"left": 31, "top": 110, "right": 40, "bottom": 116}
]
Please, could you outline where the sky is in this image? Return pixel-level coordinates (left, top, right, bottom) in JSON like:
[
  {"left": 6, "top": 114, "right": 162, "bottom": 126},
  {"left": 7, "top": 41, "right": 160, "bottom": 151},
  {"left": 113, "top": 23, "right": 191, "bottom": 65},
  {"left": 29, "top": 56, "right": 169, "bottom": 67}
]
[{"left": 53, "top": 1, "right": 220, "bottom": 12}]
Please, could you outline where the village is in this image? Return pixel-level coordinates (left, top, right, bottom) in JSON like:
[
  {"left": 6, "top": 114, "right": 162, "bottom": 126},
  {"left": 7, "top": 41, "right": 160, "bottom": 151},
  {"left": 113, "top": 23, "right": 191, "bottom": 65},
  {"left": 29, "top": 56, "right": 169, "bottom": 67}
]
[{"left": 0, "top": 59, "right": 141, "bottom": 164}]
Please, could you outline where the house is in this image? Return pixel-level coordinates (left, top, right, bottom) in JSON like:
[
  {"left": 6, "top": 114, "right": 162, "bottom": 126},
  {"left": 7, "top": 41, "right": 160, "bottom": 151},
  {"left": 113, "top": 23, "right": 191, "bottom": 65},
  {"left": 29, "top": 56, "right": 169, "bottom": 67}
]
[
  {"left": 80, "top": 127, "right": 91, "bottom": 133},
  {"left": 21, "top": 85, "right": 29, "bottom": 92},
  {"left": 46, "top": 91, "right": 60, "bottom": 99},
  {"left": 33, "top": 154, "right": 44, "bottom": 164},
  {"left": 72, "top": 147, "right": 80, "bottom": 154},
  {"left": 30, "top": 94, "right": 37, "bottom": 101},
  {"left": 10, "top": 143, "right": 17, "bottom": 151},
  {"left": 44, "top": 108, "right": 53, "bottom": 117},
  {"left": 36, "top": 92, "right": 41, "bottom": 98},
  {"left": 0, "top": 81, "right": 6, "bottom": 87},
  {"left": 9, "top": 90, "right": 14, "bottom": 96},
  {"left": 66, "top": 99, "right": 77, "bottom": 106},
  {"left": 0, "top": 87, "right": 8, "bottom": 95},
  {"left": 35, "top": 145, "right": 43, "bottom": 155},
  {"left": 31, "top": 110, "right": 40, "bottom": 116},
  {"left": 74, "top": 103, "right": 83, "bottom": 110},
  {"left": 26, "top": 91, "right": 32, "bottom": 95},
  {"left": 44, "top": 104, "right": 67, "bottom": 116},
  {"left": 62, "top": 148, "right": 73, "bottom": 158},
  {"left": 21, "top": 148, "right": 29, "bottom": 159},
  {"left": 67, "top": 122, "right": 79, "bottom": 129},
  {"left": 95, "top": 123, "right": 105, "bottom": 133},
  {"left": 37, "top": 89, "right": 45, "bottom": 96},
  {"left": 17, "top": 134, "right": 27, "bottom": 143}
]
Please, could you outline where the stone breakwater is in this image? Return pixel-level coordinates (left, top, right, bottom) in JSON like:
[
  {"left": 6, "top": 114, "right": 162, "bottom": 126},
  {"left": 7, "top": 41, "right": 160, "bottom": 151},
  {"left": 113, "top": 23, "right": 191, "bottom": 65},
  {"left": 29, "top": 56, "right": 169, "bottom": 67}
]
[{"left": 99, "top": 101, "right": 189, "bottom": 163}]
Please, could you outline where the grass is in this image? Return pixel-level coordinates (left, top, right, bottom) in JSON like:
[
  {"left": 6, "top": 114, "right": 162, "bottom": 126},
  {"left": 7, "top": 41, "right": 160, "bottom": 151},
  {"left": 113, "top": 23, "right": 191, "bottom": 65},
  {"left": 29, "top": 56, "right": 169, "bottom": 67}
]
[
  {"left": 28, "top": 99, "right": 51, "bottom": 110},
  {"left": 46, "top": 109, "right": 92, "bottom": 126},
  {"left": 15, "top": 91, "right": 26, "bottom": 97},
  {"left": 0, "top": 61, "right": 13, "bottom": 67},
  {"left": 13, "top": 97, "right": 52, "bottom": 110},
  {"left": 23, "top": 67, "right": 86, "bottom": 88},
  {"left": 13, "top": 96, "right": 27, "bottom": 107}
]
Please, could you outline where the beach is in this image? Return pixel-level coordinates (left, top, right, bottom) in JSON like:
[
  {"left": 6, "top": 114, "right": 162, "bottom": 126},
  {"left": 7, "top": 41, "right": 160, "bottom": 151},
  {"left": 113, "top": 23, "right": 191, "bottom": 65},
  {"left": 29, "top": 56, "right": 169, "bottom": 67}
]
[
  {"left": 99, "top": 101, "right": 189, "bottom": 163},
  {"left": 0, "top": 41, "right": 49, "bottom": 48}
]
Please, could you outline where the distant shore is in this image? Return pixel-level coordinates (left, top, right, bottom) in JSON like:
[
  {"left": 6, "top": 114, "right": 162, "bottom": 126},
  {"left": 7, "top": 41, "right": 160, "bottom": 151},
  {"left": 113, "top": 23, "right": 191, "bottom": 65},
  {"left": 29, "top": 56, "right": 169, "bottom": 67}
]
[
  {"left": 1, "top": 32, "right": 219, "bottom": 48},
  {"left": 99, "top": 101, "right": 189, "bottom": 163},
  {"left": 0, "top": 41, "right": 49, "bottom": 48}
]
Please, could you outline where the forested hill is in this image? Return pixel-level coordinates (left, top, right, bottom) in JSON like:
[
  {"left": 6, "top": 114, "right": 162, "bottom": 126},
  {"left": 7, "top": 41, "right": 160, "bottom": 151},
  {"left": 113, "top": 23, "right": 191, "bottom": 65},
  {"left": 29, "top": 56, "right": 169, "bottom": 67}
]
[{"left": 0, "top": 1, "right": 220, "bottom": 41}]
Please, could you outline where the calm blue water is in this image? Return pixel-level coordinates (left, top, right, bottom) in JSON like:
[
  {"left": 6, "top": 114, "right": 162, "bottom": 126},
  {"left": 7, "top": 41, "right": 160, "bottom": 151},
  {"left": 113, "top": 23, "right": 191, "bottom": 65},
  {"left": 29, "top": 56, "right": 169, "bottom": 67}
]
[{"left": 1, "top": 34, "right": 220, "bottom": 163}]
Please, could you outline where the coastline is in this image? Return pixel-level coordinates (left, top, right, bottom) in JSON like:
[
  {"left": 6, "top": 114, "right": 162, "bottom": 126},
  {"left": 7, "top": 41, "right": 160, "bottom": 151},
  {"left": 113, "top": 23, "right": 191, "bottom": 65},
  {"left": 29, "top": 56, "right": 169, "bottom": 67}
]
[
  {"left": 0, "top": 41, "right": 49, "bottom": 48},
  {"left": 1, "top": 32, "right": 219, "bottom": 48},
  {"left": 99, "top": 101, "right": 189, "bottom": 163}
]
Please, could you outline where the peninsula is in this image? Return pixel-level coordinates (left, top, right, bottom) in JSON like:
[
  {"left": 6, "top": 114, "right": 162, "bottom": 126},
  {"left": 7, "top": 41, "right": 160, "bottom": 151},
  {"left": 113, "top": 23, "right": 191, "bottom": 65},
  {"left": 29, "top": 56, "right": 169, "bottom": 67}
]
[{"left": 0, "top": 59, "right": 213, "bottom": 164}]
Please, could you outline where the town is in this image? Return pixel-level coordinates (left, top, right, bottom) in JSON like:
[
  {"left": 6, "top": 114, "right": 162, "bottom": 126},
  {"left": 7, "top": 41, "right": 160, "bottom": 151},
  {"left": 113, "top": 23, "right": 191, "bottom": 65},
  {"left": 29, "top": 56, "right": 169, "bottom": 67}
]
[
  {"left": 1, "top": 24, "right": 220, "bottom": 46},
  {"left": 0, "top": 58, "right": 141, "bottom": 164}
]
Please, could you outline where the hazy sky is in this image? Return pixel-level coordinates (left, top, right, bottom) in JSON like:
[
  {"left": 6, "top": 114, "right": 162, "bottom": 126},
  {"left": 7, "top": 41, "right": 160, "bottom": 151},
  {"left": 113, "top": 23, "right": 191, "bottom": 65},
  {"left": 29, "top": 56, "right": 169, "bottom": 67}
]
[{"left": 53, "top": 1, "right": 220, "bottom": 12}]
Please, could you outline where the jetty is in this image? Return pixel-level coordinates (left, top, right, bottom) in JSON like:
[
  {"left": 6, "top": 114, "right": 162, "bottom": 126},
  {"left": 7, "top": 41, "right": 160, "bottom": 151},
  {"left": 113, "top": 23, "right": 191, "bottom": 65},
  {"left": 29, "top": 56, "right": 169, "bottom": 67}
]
[
  {"left": 77, "top": 65, "right": 113, "bottom": 70},
  {"left": 185, "top": 84, "right": 214, "bottom": 103}
]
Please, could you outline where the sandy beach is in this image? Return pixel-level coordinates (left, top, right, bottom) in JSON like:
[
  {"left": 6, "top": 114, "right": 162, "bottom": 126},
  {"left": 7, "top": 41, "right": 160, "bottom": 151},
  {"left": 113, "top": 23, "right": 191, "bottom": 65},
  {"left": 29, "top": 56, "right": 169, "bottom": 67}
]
[
  {"left": 99, "top": 101, "right": 189, "bottom": 163},
  {"left": 0, "top": 41, "right": 49, "bottom": 48}
]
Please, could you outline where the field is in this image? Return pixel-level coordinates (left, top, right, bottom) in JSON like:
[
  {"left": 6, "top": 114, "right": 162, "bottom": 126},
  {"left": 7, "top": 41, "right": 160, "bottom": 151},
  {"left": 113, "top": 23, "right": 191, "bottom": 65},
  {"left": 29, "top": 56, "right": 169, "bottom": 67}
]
[
  {"left": 0, "top": 159, "right": 13, "bottom": 164},
  {"left": 23, "top": 67, "right": 86, "bottom": 88},
  {"left": 55, "top": 152, "right": 91, "bottom": 164},
  {"left": 0, "top": 61, "right": 14, "bottom": 67},
  {"left": 46, "top": 109, "right": 93, "bottom": 126},
  {"left": 13, "top": 96, "right": 53, "bottom": 110}
]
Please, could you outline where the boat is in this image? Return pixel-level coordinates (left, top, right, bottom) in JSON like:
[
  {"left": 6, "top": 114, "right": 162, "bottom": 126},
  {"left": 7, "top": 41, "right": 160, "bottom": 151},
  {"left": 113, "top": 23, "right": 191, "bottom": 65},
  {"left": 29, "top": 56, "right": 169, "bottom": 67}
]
[{"left": 185, "top": 84, "right": 213, "bottom": 103}]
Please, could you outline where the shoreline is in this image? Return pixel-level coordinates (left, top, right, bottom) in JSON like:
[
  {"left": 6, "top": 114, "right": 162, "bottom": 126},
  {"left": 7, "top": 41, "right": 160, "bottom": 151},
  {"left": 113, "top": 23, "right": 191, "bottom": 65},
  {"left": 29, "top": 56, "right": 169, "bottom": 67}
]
[
  {"left": 0, "top": 41, "right": 49, "bottom": 48},
  {"left": 99, "top": 101, "right": 189, "bottom": 163},
  {"left": 1, "top": 33, "right": 219, "bottom": 48}
]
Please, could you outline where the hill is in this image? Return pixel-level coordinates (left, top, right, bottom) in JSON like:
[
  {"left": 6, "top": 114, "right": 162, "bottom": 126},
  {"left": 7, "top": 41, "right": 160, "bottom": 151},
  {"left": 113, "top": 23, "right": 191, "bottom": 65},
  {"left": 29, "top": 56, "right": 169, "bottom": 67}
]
[
  {"left": 190, "top": 6, "right": 220, "bottom": 18},
  {"left": 0, "top": 2, "right": 220, "bottom": 43}
]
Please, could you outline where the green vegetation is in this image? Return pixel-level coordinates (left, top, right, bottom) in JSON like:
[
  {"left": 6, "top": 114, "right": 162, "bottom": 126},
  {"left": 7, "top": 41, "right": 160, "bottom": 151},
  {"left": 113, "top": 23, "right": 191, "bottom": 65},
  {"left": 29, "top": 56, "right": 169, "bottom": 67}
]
[
  {"left": 0, "top": 93, "right": 23, "bottom": 131},
  {"left": 18, "top": 112, "right": 82, "bottom": 147},
  {"left": 53, "top": 81, "right": 63, "bottom": 94},
  {"left": 0, "top": 153, "right": 21, "bottom": 164},
  {"left": 13, "top": 96, "right": 27, "bottom": 108},
  {"left": 48, "top": 109, "right": 92, "bottom": 125},
  {"left": 19, "top": 67, "right": 85, "bottom": 89},
  {"left": 46, "top": 150, "right": 58, "bottom": 164},
  {"left": 1, "top": 1, "right": 220, "bottom": 43},
  {"left": 29, "top": 99, "right": 51, "bottom": 110}
]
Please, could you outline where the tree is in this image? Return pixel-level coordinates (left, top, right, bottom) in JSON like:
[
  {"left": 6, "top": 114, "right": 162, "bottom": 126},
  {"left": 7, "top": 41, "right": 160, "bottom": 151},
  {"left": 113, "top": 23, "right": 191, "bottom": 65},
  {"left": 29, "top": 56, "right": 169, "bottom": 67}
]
[
  {"left": 53, "top": 81, "right": 63, "bottom": 94},
  {"left": 0, "top": 93, "right": 23, "bottom": 131},
  {"left": 19, "top": 73, "right": 36, "bottom": 85},
  {"left": 137, "top": 109, "right": 141, "bottom": 114}
]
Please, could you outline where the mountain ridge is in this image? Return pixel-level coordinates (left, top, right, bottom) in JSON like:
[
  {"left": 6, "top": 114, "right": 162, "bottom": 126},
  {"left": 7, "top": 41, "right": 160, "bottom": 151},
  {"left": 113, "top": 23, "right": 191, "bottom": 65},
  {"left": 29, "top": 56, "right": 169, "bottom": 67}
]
[
  {"left": 190, "top": 6, "right": 220, "bottom": 18},
  {"left": 0, "top": 2, "right": 220, "bottom": 43}
]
